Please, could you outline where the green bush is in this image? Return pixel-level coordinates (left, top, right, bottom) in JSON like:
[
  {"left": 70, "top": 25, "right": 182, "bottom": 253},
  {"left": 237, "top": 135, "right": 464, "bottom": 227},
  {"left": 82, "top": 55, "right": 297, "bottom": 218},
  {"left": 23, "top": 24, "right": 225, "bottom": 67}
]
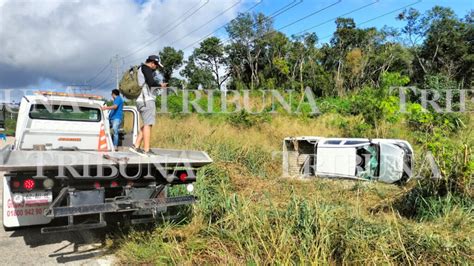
[
  {"left": 156, "top": 91, "right": 184, "bottom": 114},
  {"left": 402, "top": 131, "right": 472, "bottom": 213},
  {"left": 406, "top": 103, "right": 466, "bottom": 133},
  {"left": 318, "top": 97, "right": 351, "bottom": 114},
  {"left": 330, "top": 114, "right": 372, "bottom": 137},
  {"left": 349, "top": 87, "right": 403, "bottom": 128},
  {"left": 406, "top": 103, "right": 436, "bottom": 132},
  {"left": 4, "top": 118, "right": 16, "bottom": 135},
  {"left": 227, "top": 109, "right": 271, "bottom": 128},
  {"left": 347, "top": 72, "right": 410, "bottom": 128}
]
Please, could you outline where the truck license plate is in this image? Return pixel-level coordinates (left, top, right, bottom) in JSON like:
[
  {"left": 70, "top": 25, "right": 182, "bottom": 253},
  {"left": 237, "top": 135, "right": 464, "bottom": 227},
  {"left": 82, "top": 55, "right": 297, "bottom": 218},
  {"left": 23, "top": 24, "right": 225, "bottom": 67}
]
[{"left": 22, "top": 191, "right": 53, "bottom": 205}]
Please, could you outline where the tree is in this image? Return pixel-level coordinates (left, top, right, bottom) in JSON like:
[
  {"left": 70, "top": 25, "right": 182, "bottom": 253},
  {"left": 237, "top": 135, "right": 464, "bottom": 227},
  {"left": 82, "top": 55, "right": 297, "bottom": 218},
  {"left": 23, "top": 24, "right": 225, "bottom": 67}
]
[
  {"left": 261, "top": 31, "right": 290, "bottom": 88},
  {"left": 362, "top": 26, "right": 413, "bottom": 85},
  {"left": 226, "top": 12, "right": 274, "bottom": 89},
  {"left": 288, "top": 33, "right": 321, "bottom": 93},
  {"left": 162, "top": 8, "right": 470, "bottom": 94},
  {"left": 158, "top": 46, "right": 184, "bottom": 83},
  {"left": 180, "top": 55, "right": 215, "bottom": 90},
  {"left": 193, "top": 37, "right": 229, "bottom": 90},
  {"left": 326, "top": 18, "right": 377, "bottom": 95},
  {"left": 398, "top": 6, "right": 473, "bottom": 85}
]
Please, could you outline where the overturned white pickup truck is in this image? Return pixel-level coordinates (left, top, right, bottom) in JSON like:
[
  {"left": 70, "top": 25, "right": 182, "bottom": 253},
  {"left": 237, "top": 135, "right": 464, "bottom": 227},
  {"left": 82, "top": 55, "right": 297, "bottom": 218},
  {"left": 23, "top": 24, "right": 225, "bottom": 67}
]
[
  {"left": 283, "top": 136, "right": 414, "bottom": 184},
  {"left": 0, "top": 92, "right": 212, "bottom": 233}
]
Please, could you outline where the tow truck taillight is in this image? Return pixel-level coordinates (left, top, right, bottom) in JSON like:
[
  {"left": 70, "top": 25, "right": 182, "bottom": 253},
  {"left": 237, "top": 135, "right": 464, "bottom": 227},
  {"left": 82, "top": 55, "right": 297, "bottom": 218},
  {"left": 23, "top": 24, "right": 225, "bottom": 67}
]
[
  {"left": 179, "top": 173, "right": 188, "bottom": 182},
  {"left": 110, "top": 181, "right": 118, "bottom": 188},
  {"left": 12, "top": 180, "right": 20, "bottom": 189},
  {"left": 23, "top": 179, "right": 35, "bottom": 191},
  {"left": 94, "top": 181, "right": 101, "bottom": 189}
]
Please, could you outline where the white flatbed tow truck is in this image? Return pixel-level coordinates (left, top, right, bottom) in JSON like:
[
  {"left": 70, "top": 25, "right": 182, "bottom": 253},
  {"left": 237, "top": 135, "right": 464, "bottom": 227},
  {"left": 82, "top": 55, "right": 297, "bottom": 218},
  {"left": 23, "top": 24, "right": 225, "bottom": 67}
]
[{"left": 0, "top": 92, "right": 212, "bottom": 233}]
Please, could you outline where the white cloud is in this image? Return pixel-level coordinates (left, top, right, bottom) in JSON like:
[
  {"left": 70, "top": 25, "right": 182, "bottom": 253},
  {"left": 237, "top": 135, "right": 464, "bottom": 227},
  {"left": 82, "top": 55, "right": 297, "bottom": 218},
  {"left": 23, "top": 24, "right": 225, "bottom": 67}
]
[{"left": 0, "top": 0, "right": 245, "bottom": 91}]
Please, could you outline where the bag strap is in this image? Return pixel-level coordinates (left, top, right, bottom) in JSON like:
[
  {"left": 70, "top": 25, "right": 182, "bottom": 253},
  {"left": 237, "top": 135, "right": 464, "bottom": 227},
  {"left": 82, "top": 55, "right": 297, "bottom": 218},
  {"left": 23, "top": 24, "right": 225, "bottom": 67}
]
[{"left": 139, "top": 66, "right": 148, "bottom": 107}]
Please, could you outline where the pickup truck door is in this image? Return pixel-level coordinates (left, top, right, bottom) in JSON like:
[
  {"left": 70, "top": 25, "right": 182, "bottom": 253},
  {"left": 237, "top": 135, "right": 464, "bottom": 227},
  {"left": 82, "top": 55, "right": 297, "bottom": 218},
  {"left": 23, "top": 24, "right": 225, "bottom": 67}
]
[{"left": 121, "top": 106, "right": 139, "bottom": 147}]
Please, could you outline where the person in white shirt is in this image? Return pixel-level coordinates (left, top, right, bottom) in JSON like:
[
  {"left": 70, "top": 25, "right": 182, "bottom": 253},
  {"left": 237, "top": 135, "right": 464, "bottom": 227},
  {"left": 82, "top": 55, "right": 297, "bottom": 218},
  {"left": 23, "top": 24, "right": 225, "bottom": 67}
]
[{"left": 130, "top": 55, "right": 167, "bottom": 156}]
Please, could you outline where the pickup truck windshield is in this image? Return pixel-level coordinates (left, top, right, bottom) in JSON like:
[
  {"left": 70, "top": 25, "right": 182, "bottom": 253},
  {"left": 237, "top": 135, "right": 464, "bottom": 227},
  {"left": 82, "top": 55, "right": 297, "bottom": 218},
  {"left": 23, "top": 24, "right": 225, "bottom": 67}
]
[
  {"left": 356, "top": 145, "right": 379, "bottom": 180},
  {"left": 29, "top": 104, "right": 101, "bottom": 122}
]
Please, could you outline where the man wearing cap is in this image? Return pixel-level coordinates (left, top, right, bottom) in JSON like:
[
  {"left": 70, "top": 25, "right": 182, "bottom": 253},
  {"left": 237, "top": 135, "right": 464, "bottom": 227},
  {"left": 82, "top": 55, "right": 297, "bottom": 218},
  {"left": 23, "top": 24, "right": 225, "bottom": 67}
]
[{"left": 130, "top": 55, "right": 166, "bottom": 156}]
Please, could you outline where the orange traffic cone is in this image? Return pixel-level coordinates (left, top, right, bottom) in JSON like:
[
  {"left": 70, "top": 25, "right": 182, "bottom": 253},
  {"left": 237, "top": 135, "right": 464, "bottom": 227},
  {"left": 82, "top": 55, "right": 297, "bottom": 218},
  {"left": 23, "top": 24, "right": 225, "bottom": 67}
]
[{"left": 98, "top": 123, "right": 108, "bottom": 151}]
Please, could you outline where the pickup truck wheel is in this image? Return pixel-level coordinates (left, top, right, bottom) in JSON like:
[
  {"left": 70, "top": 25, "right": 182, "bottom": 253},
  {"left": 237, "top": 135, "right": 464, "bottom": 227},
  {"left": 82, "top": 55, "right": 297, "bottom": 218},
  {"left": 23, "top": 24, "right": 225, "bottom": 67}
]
[{"left": 395, "top": 173, "right": 410, "bottom": 186}]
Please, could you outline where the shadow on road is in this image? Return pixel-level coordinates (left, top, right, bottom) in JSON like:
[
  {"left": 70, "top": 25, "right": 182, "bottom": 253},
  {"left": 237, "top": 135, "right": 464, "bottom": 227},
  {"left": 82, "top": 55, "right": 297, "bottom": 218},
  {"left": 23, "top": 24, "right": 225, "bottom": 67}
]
[{"left": 6, "top": 224, "right": 111, "bottom": 264}]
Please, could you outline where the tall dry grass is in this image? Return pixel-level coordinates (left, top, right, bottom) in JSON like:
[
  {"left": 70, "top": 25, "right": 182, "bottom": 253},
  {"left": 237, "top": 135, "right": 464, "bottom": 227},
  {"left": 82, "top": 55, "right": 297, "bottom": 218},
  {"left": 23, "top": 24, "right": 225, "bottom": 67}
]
[{"left": 114, "top": 113, "right": 473, "bottom": 264}]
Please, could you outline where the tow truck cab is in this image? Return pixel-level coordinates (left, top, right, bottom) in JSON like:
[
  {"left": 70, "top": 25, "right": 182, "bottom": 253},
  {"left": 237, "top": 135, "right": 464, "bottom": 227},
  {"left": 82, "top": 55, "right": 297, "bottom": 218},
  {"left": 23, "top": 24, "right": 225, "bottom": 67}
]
[
  {"left": 2, "top": 92, "right": 212, "bottom": 232},
  {"left": 14, "top": 93, "right": 137, "bottom": 151}
]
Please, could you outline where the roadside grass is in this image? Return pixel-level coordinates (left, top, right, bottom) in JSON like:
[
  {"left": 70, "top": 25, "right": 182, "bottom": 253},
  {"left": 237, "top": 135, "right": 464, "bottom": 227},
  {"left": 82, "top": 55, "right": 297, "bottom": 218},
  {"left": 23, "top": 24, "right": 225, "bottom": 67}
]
[{"left": 113, "top": 114, "right": 473, "bottom": 264}]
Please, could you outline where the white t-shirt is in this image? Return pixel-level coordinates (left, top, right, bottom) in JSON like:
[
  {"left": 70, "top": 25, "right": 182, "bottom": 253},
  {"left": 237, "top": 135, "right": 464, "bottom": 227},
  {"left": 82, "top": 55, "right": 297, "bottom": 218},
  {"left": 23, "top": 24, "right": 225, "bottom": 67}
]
[{"left": 136, "top": 67, "right": 162, "bottom": 103}]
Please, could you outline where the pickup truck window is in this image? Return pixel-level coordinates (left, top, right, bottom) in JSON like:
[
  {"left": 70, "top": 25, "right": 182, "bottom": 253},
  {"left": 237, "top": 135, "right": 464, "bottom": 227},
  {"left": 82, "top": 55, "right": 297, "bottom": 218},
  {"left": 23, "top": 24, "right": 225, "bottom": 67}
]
[
  {"left": 29, "top": 104, "right": 101, "bottom": 122},
  {"left": 324, "top": 140, "right": 341, "bottom": 145}
]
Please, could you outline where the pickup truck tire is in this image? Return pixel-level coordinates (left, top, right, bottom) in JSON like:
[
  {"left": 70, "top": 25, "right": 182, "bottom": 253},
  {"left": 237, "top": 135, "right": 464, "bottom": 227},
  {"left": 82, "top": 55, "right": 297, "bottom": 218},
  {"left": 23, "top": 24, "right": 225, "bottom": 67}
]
[{"left": 395, "top": 173, "right": 410, "bottom": 186}]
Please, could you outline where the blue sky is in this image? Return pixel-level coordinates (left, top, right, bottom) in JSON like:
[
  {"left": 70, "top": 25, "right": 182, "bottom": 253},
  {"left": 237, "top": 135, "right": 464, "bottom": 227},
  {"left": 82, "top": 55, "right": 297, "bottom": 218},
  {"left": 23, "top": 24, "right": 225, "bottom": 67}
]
[
  {"left": 230, "top": 0, "right": 472, "bottom": 41},
  {"left": 132, "top": 0, "right": 472, "bottom": 42}
]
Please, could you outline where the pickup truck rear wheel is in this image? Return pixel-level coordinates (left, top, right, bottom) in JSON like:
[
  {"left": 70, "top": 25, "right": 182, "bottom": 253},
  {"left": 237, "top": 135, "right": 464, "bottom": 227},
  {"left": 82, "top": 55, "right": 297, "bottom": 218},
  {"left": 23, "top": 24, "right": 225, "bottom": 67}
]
[{"left": 395, "top": 173, "right": 410, "bottom": 186}]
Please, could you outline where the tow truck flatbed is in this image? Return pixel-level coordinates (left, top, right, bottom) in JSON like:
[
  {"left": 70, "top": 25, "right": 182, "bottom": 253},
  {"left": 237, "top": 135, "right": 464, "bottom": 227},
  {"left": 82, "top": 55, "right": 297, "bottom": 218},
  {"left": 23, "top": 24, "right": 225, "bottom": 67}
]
[{"left": 0, "top": 146, "right": 212, "bottom": 171}]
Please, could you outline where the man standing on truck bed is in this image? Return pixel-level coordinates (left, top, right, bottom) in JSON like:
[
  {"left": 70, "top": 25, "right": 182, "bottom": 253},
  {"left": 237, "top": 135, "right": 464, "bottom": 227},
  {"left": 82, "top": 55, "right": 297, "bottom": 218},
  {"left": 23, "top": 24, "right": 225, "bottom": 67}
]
[
  {"left": 130, "top": 55, "right": 166, "bottom": 156},
  {"left": 102, "top": 89, "right": 124, "bottom": 149}
]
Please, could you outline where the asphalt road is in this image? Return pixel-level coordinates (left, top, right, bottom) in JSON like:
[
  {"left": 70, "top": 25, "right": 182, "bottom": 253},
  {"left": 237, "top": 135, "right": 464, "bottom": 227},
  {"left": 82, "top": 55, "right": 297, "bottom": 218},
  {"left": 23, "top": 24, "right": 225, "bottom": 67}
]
[{"left": 0, "top": 138, "right": 114, "bottom": 265}]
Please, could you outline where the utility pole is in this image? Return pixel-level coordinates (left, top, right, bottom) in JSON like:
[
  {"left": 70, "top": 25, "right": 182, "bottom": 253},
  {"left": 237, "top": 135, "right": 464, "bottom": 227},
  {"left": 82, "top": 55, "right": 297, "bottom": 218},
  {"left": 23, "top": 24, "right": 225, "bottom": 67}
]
[{"left": 112, "top": 54, "right": 121, "bottom": 90}]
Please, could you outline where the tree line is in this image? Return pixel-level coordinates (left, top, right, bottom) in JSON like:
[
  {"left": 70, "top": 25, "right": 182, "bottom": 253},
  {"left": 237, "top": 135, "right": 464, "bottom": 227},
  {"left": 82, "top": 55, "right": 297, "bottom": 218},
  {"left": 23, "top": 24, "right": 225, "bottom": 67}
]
[{"left": 156, "top": 6, "right": 473, "bottom": 96}]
